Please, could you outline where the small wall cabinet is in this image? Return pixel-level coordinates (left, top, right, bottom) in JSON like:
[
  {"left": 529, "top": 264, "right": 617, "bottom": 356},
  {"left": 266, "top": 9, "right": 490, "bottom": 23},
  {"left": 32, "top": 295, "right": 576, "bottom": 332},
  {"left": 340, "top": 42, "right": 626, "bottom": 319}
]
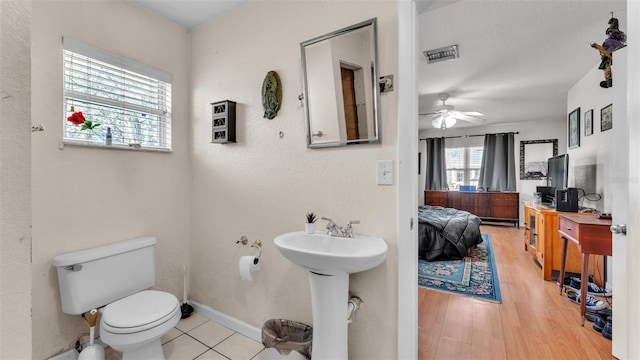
[{"left": 211, "top": 100, "right": 236, "bottom": 143}]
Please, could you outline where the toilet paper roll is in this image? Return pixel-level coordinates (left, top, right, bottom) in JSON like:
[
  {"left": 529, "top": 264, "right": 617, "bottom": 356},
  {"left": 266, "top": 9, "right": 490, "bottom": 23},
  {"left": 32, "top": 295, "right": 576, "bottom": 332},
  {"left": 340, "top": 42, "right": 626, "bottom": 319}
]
[{"left": 239, "top": 256, "right": 261, "bottom": 281}]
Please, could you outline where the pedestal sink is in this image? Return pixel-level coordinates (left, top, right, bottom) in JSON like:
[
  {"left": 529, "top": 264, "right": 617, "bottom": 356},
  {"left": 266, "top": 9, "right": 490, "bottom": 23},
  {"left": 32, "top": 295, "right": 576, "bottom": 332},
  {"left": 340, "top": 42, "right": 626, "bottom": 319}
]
[{"left": 274, "top": 231, "right": 387, "bottom": 359}]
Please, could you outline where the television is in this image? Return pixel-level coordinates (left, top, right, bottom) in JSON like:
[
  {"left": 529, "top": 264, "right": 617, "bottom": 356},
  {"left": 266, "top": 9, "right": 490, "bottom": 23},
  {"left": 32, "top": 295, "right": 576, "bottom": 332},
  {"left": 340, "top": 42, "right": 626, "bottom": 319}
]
[
  {"left": 547, "top": 154, "right": 569, "bottom": 191},
  {"left": 537, "top": 154, "right": 569, "bottom": 205}
]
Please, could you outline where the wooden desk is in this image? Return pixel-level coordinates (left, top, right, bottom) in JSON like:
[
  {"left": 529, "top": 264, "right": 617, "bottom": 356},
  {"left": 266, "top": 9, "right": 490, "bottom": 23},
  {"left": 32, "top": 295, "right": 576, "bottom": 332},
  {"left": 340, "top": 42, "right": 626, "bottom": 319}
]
[{"left": 557, "top": 214, "right": 612, "bottom": 325}]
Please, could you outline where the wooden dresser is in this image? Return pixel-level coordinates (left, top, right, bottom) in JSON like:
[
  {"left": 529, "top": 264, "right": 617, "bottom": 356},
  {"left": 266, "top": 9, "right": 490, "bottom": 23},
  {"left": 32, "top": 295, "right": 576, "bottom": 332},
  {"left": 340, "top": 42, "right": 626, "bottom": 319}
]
[
  {"left": 424, "top": 190, "right": 519, "bottom": 226},
  {"left": 522, "top": 202, "right": 604, "bottom": 282}
]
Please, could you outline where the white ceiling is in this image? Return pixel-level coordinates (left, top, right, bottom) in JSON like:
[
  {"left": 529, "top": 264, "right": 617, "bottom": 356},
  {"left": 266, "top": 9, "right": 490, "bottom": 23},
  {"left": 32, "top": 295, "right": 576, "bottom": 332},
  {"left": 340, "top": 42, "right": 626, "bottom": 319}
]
[
  {"left": 418, "top": 0, "right": 627, "bottom": 130},
  {"left": 131, "top": 0, "right": 248, "bottom": 29},
  {"left": 129, "top": 0, "right": 627, "bottom": 131}
]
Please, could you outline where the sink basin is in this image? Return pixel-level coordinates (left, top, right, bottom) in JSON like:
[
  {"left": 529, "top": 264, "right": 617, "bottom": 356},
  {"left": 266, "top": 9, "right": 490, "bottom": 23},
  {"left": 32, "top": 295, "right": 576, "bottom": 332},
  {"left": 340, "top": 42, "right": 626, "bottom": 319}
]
[{"left": 274, "top": 231, "right": 387, "bottom": 275}]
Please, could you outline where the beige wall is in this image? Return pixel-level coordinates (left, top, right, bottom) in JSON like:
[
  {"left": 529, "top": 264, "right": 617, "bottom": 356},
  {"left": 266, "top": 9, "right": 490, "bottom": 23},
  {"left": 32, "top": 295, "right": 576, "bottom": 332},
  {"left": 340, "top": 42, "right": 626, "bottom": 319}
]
[
  {"left": 0, "top": 1, "right": 33, "bottom": 359},
  {"left": 189, "top": 1, "right": 398, "bottom": 358},
  {"left": 31, "top": 1, "right": 190, "bottom": 358},
  {"left": 567, "top": 64, "right": 615, "bottom": 213}
]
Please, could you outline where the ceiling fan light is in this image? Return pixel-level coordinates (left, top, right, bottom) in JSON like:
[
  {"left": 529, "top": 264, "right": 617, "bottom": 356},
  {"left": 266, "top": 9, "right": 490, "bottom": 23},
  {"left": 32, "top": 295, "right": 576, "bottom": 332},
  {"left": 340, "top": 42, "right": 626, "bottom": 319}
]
[
  {"left": 445, "top": 115, "right": 456, "bottom": 128},
  {"left": 431, "top": 114, "right": 456, "bottom": 129}
]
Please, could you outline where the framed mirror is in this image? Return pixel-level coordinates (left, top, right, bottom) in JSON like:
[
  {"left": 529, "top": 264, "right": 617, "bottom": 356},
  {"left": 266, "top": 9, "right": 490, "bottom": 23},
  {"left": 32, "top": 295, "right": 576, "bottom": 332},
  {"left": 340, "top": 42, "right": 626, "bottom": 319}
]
[
  {"left": 519, "top": 139, "right": 558, "bottom": 180},
  {"left": 301, "top": 18, "right": 381, "bottom": 148}
]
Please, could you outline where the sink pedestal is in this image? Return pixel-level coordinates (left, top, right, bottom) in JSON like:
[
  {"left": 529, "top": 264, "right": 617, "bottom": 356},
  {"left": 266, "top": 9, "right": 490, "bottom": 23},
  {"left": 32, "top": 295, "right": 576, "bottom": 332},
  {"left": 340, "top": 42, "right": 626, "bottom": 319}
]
[
  {"left": 274, "top": 231, "right": 387, "bottom": 359},
  {"left": 309, "top": 272, "right": 349, "bottom": 360}
]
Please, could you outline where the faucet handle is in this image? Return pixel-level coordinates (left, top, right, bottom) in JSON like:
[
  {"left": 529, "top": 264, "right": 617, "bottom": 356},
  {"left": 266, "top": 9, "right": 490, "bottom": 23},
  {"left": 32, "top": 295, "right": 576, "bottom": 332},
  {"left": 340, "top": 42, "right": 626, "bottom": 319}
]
[
  {"left": 321, "top": 217, "right": 335, "bottom": 225},
  {"left": 322, "top": 217, "right": 341, "bottom": 236},
  {"left": 344, "top": 220, "right": 360, "bottom": 237}
]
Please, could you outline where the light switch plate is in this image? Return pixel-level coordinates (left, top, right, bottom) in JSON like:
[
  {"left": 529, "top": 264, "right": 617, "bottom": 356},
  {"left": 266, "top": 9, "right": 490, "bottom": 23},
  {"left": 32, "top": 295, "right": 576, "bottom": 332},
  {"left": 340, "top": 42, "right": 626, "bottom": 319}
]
[{"left": 377, "top": 160, "right": 393, "bottom": 185}]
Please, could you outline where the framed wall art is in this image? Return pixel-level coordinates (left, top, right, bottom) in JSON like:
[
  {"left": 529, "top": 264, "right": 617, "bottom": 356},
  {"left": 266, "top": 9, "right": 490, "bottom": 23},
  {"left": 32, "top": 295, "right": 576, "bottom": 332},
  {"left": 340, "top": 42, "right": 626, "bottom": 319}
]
[
  {"left": 601, "top": 103, "right": 612, "bottom": 132},
  {"left": 584, "top": 109, "right": 593, "bottom": 136},
  {"left": 568, "top": 107, "right": 580, "bottom": 149}
]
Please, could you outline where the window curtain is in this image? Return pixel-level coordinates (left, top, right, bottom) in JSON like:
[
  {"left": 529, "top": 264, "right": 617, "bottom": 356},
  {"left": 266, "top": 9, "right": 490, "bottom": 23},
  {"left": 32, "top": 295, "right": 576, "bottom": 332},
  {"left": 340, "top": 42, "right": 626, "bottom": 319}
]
[
  {"left": 478, "top": 133, "right": 516, "bottom": 191},
  {"left": 425, "top": 137, "right": 448, "bottom": 190}
]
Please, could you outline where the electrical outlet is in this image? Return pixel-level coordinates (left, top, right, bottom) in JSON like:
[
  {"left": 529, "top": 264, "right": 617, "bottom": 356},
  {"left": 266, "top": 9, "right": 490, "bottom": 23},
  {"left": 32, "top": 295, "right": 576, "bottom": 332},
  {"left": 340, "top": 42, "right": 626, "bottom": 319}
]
[{"left": 377, "top": 160, "right": 393, "bottom": 185}]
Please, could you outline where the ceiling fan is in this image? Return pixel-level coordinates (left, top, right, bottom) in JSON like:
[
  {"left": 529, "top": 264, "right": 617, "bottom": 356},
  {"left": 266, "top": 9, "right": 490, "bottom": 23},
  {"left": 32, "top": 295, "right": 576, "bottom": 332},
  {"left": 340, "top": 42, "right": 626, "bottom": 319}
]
[{"left": 419, "top": 93, "right": 486, "bottom": 129}]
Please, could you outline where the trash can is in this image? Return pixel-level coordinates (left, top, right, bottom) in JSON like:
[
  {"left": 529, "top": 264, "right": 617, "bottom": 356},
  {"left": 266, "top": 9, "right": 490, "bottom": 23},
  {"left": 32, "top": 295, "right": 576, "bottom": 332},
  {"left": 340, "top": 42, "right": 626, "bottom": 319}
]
[{"left": 262, "top": 319, "right": 312, "bottom": 360}]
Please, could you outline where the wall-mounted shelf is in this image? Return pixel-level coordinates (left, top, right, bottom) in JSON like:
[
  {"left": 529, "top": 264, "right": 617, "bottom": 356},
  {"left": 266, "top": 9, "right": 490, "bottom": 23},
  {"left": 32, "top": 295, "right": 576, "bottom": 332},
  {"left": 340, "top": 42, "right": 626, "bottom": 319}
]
[{"left": 210, "top": 100, "right": 236, "bottom": 143}]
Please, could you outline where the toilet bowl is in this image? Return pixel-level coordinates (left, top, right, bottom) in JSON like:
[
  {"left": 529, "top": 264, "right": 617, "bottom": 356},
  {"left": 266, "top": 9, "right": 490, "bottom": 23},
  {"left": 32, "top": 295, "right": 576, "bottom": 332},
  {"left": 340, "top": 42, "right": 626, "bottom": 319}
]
[
  {"left": 52, "top": 237, "right": 180, "bottom": 360},
  {"left": 100, "top": 290, "right": 180, "bottom": 359}
]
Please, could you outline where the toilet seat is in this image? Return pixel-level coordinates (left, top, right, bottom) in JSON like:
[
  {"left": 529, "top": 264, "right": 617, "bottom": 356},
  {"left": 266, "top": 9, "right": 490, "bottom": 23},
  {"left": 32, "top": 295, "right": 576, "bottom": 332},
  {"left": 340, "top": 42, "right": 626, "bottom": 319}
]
[{"left": 101, "top": 290, "right": 179, "bottom": 334}]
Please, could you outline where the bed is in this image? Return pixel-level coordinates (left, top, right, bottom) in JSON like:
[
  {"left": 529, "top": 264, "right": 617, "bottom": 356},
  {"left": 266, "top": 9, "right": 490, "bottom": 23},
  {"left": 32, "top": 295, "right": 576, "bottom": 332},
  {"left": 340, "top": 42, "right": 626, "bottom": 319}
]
[{"left": 418, "top": 205, "right": 484, "bottom": 261}]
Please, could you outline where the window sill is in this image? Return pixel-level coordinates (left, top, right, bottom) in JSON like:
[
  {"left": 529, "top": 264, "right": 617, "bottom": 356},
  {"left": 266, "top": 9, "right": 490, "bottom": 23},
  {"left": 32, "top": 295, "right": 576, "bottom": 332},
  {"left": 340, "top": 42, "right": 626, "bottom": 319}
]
[{"left": 61, "top": 140, "right": 171, "bottom": 153}]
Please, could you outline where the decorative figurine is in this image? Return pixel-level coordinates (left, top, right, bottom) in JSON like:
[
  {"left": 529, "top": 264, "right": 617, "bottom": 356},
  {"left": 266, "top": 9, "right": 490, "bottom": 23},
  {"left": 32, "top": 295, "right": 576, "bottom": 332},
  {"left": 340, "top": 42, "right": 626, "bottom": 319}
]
[
  {"left": 591, "top": 17, "right": 626, "bottom": 88},
  {"left": 262, "top": 70, "right": 282, "bottom": 119}
]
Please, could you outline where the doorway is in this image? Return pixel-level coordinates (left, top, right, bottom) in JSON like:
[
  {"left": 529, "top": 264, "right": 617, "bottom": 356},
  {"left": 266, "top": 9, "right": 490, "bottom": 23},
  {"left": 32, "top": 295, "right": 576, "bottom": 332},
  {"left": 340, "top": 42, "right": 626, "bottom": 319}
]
[
  {"left": 340, "top": 62, "right": 368, "bottom": 141},
  {"left": 341, "top": 66, "right": 360, "bottom": 140},
  {"left": 399, "top": 1, "right": 639, "bottom": 358}
]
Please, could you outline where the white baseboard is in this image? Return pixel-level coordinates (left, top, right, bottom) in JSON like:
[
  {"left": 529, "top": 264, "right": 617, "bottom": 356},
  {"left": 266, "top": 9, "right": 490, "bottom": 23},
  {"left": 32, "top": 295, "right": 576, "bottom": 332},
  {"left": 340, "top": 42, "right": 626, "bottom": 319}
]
[{"left": 190, "top": 301, "right": 262, "bottom": 342}]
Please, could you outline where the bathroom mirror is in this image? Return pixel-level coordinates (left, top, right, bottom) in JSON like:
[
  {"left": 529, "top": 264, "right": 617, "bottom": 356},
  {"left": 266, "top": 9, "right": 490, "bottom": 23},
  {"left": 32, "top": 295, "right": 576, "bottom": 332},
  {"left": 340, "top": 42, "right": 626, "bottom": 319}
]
[{"left": 301, "top": 18, "right": 381, "bottom": 148}]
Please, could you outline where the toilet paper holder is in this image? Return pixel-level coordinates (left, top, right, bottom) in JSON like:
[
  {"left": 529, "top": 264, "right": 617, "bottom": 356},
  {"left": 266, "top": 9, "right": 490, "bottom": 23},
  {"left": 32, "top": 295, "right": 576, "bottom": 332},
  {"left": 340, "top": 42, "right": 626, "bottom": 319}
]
[
  {"left": 236, "top": 236, "right": 249, "bottom": 245},
  {"left": 251, "top": 239, "right": 262, "bottom": 261},
  {"left": 236, "top": 236, "right": 262, "bottom": 260}
]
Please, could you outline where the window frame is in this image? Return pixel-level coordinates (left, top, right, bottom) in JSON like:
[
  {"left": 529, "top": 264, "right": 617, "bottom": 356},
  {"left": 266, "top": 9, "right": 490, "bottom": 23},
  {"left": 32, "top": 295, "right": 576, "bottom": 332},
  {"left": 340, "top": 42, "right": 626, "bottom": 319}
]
[
  {"left": 445, "top": 146, "right": 483, "bottom": 190},
  {"left": 62, "top": 37, "right": 172, "bottom": 152}
]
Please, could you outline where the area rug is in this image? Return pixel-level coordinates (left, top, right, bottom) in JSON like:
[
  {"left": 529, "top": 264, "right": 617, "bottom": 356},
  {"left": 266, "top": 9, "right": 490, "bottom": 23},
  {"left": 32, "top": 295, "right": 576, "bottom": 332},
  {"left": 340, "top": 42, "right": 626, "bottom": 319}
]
[{"left": 418, "top": 233, "right": 501, "bottom": 303}]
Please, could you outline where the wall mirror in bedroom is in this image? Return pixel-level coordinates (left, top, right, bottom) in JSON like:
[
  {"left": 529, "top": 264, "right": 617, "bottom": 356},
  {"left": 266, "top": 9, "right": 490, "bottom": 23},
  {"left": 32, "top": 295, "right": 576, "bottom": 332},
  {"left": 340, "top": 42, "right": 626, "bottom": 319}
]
[
  {"left": 300, "top": 18, "right": 381, "bottom": 148},
  {"left": 520, "top": 139, "right": 558, "bottom": 180}
]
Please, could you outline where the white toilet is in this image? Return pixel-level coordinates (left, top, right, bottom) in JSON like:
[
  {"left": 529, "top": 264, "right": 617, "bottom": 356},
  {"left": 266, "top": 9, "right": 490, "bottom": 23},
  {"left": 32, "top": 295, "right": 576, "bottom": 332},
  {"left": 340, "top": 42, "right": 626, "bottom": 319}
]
[{"left": 52, "top": 237, "right": 181, "bottom": 360}]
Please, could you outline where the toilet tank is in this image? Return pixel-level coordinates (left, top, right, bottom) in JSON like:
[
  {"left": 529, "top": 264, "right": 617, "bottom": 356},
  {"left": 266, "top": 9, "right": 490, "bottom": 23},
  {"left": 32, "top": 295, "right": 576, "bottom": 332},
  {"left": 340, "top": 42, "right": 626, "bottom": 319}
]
[{"left": 52, "top": 237, "right": 156, "bottom": 315}]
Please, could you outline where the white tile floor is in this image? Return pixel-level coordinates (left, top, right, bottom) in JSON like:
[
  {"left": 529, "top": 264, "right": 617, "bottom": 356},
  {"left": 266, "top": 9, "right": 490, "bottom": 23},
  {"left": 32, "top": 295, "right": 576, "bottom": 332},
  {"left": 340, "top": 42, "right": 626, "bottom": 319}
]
[{"left": 105, "top": 313, "right": 269, "bottom": 360}]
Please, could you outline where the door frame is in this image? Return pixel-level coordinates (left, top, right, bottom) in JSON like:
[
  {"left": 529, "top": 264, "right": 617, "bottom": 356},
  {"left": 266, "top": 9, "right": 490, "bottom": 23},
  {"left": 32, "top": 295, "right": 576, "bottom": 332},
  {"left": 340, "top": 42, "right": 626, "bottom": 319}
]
[
  {"left": 397, "top": 1, "right": 418, "bottom": 359},
  {"left": 612, "top": 1, "right": 639, "bottom": 356}
]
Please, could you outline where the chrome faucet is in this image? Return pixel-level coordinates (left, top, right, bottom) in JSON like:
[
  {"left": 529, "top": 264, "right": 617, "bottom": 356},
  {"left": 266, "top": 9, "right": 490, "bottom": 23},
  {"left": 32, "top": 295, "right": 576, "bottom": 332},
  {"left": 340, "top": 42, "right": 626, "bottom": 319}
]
[
  {"left": 321, "top": 217, "right": 342, "bottom": 236},
  {"left": 321, "top": 217, "right": 360, "bottom": 237},
  {"left": 343, "top": 220, "right": 360, "bottom": 238}
]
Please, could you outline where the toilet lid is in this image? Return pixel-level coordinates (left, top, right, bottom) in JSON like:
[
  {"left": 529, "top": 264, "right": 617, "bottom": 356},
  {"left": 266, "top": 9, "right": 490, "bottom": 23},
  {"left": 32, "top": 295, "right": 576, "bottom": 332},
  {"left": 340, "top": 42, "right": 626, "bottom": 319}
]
[{"left": 102, "top": 290, "right": 179, "bottom": 331}]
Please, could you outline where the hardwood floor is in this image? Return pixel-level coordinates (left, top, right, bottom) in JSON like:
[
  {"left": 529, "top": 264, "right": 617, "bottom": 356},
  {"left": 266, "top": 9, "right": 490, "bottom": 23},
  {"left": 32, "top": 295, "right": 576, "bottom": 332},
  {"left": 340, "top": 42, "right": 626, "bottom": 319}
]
[{"left": 418, "top": 225, "right": 613, "bottom": 359}]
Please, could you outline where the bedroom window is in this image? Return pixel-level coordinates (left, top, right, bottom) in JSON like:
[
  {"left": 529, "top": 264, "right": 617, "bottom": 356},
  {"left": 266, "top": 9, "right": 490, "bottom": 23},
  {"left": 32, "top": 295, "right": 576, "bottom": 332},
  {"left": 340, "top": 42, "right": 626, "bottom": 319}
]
[
  {"left": 445, "top": 146, "right": 483, "bottom": 189},
  {"left": 62, "top": 37, "right": 172, "bottom": 151}
]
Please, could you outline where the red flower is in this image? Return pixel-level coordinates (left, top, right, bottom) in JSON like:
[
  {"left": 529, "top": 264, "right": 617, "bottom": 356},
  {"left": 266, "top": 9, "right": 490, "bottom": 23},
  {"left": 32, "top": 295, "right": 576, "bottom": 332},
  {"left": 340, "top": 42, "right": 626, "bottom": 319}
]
[{"left": 67, "top": 111, "right": 86, "bottom": 125}]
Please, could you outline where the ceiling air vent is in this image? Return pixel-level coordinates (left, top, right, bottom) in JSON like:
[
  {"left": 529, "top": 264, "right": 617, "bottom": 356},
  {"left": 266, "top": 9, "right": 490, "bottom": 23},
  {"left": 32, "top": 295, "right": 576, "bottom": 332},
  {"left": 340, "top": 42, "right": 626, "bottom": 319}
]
[{"left": 423, "top": 45, "right": 458, "bottom": 64}]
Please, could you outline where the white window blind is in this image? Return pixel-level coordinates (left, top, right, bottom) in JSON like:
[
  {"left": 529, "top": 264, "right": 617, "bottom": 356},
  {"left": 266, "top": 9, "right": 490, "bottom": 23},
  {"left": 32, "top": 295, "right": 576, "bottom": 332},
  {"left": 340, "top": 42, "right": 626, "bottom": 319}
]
[{"left": 63, "top": 37, "right": 172, "bottom": 151}]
